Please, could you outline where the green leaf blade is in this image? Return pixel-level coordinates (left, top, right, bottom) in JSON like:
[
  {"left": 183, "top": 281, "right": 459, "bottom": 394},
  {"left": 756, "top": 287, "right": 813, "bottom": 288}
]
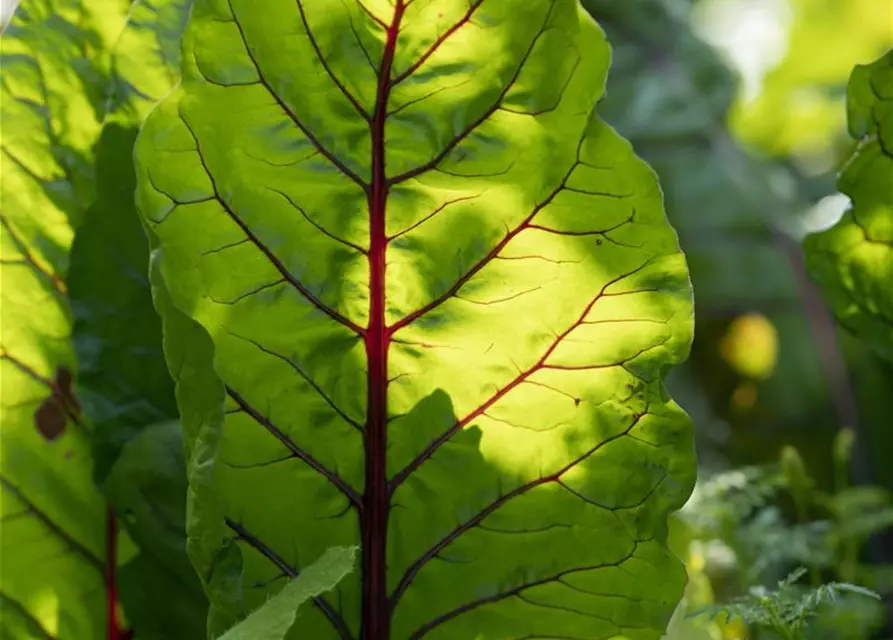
[
  {"left": 0, "top": 1, "right": 132, "bottom": 636},
  {"left": 805, "top": 50, "right": 893, "bottom": 361},
  {"left": 137, "top": 1, "right": 696, "bottom": 638},
  {"left": 219, "top": 546, "right": 357, "bottom": 640}
]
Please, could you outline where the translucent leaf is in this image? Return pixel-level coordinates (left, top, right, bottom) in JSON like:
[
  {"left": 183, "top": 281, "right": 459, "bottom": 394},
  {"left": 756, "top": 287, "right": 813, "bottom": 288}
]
[
  {"left": 805, "top": 51, "right": 893, "bottom": 361},
  {"left": 137, "top": 1, "right": 696, "bottom": 637}
]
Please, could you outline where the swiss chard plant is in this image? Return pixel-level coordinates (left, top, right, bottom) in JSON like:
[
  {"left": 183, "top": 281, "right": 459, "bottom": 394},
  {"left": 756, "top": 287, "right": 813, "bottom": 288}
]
[
  {"left": 136, "top": 0, "right": 695, "bottom": 638},
  {"left": 1, "top": 1, "right": 204, "bottom": 637},
  {"left": 805, "top": 50, "right": 893, "bottom": 362},
  {"left": 17, "top": 3, "right": 892, "bottom": 640}
]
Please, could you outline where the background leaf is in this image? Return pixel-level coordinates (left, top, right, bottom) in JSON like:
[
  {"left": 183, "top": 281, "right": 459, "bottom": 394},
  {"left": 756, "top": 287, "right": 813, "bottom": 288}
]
[
  {"left": 0, "top": 1, "right": 131, "bottom": 636},
  {"left": 105, "top": 421, "right": 207, "bottom": 640},
  {"left": 64, "top": 0, "right": 206, "bottom": 635},
  {"left": 805, "top": 51, "right": 893, "bottom": 362}
]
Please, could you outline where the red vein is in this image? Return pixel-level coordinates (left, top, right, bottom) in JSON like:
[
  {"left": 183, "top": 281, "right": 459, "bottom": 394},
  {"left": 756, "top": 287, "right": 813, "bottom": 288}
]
[
  {"left": 0, "top": 591, "right": 57, "bottom": 640},
  {"left": 356, "top": 0, "right": 388, "bottom": 29},
  {"left": 0, "top": 353, "right": 86, "bottom": 434},
  {"left": 0, "top": 476, "right": 104, "bottom": 573},
  {"left": 387, "top": 193, "right": 483, "bottom": 241},
  {"left": 226, "top": 330, "right": 364, "bottom": 432},
  {"left": 390, "top": 411, "right": 649, "bottom": 605},
  {"left": 389, "top": 258, "right": 659, "bottom": 492},
  {"left": 362, "top": 2, "right": 406, "bottom": 637},
  {"left": 267, "top": 187, "right": 368, "bottom": 255},
  {"left": 388, "top": 7, "right": 554, "bottom": 185},
  {"left": 390, "top": 0, "right": 485, "bottom": 86},
  {"left": 388, "top": 135, "right": 584, "bottom": 335},
  {"left": 0, "top": 350, "right": 54, "bottom": 389},
  {"left": 0, "top": 213, "right": 66, "bottom": 296},
  {"left": 225, "top": 518, "right": 354, "bottom": 640},
  {"left": 407, "top": 544, "right": 641, "bottom": 639}
]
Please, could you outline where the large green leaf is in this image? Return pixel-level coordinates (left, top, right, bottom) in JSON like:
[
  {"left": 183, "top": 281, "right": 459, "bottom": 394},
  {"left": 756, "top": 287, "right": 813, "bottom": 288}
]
[
  {"left": 147, "top": 244, "right": 243, "bottom": 637},
  {"left": 137, "top": 1, "right": 695, "bottom": 638},
  {"left": 0, "top": 1, "right": 130, "bottom": 637},
  {"left": 805, "top": 51, "right": 893, "bottom": 362},
  {"left": 2, "top": 0, "right": 200, "bottom": 637}
]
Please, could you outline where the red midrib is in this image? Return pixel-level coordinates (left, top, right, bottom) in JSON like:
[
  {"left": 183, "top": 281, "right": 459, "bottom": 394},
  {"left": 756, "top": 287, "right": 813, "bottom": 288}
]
[{"left": 362, "top": 2, "right": 405, "bottom": 639}]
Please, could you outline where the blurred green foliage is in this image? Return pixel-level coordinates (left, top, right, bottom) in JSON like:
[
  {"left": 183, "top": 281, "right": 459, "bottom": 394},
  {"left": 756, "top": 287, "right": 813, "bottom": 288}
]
[{"left": 586, "top": 0, "right": 893, "bottom": 637}]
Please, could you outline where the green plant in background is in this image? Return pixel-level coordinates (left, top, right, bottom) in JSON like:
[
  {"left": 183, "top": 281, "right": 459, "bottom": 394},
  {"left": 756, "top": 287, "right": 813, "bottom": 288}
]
[
  {"left": 696, "top": 567, "right": 880, "bottom": 640},
  {"left": 805, "top": 50, "right": 893, "bottom": 362},
  {"left": 726, "top": 0, "right": 893, "bottom": 164},
  {"left": 677, "top": 430, "right": 893, "bottom": 639}
]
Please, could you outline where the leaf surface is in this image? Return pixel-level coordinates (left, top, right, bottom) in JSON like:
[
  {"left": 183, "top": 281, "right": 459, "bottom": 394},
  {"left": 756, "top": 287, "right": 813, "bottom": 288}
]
[
  {"left": 1, "top": 0, "right": 196, "bottom": 637},
  {"left": 63, "top": 0, "right": 206, "bottom": 635},
  {"left": 137, "top": 1, "right": 696, "bottom": 638},
  {"left": 219, "top": 546, "right": 357, "bottom": 640},
  {"left": 805, "top": 51, "right": 893, "bottom": 361},
  {"left": 0, "top": 1, "right": 130, "bottom": 636}
]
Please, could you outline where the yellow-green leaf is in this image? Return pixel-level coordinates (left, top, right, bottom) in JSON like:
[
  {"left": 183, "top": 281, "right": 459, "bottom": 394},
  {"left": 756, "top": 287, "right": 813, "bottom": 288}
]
[
  {"left": 137, "top": 1, "right": 696, "bottom": 638},
  {"left": 805, "top": 51, "right": 893, "bottom": 361}
]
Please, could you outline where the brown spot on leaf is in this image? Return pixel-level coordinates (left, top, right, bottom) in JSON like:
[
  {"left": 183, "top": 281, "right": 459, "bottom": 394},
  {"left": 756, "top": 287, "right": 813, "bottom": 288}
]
[
  {"left": 33, "top": 366, "right": 81, "bottom": 441},
  {"left": 35, "top": 398, "right": 66, "bottom": 441}
]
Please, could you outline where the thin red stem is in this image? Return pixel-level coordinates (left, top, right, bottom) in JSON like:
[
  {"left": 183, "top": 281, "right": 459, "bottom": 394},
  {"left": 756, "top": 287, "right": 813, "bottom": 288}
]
[{"left": 106, "top": 508, "right": 121, "bottom": 640}]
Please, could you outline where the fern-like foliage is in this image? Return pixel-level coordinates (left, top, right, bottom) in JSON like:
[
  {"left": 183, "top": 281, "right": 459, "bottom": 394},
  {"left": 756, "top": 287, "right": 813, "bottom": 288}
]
[{"left": 693, "top": 568, "right": 880, "bottom": 640}]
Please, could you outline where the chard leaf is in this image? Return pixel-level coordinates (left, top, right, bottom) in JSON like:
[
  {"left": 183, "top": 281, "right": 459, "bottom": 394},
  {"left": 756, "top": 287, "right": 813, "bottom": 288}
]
[
  {"left": 805, "top": 50, "right": 893, "bottom": 362},
  {"left": 147, "top": 243, "right": 243, "bottom": 636},
  {"left": 0, "top": 1, "right": 131, "bottom": 637},
  {"left": 219, "top": 546, "right": 357, "bottom": 640},
  {"left": 65, "top": 0, "right": 207, "bottom": 635},
  {"left": 1, "top": 0, "right": 198, "bottom": 637},
  {"left": 137, "top": 1, "right": 696, "bottom": 638}
]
